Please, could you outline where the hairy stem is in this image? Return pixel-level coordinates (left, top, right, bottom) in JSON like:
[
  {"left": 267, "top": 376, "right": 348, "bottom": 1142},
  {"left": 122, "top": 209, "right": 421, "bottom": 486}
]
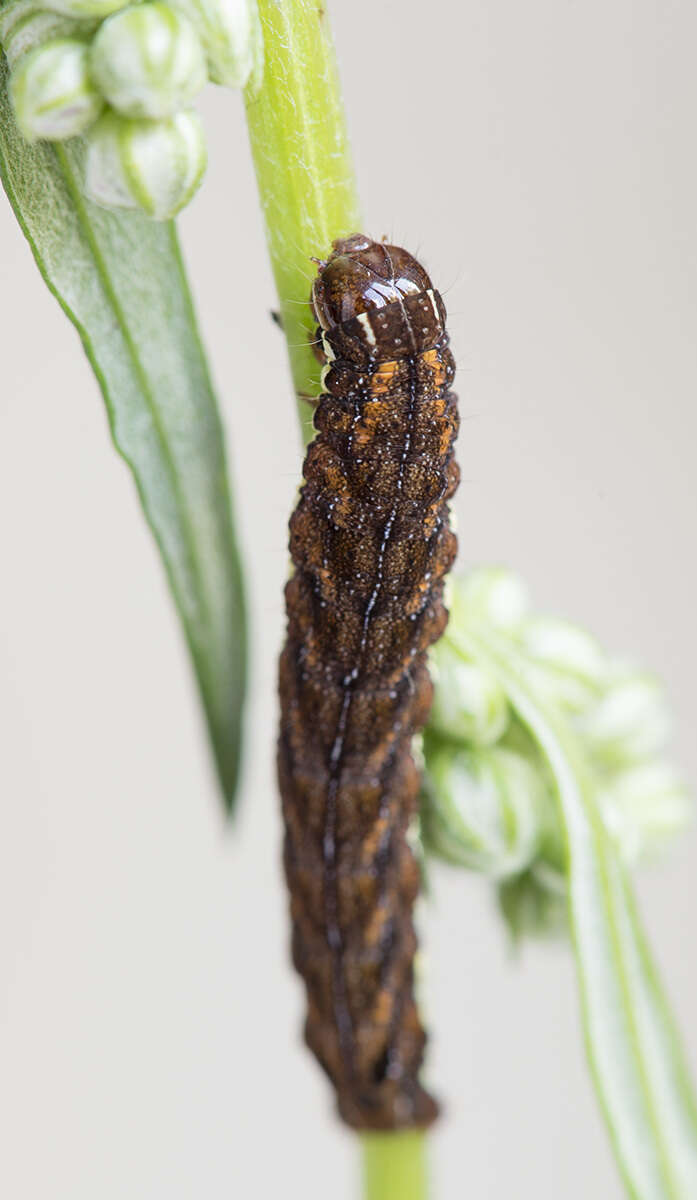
[
  {"left": 244, "top": 0, "right": 361, "bottom": 443},
  {"left": 244, "top": 4, "right": 429, "bottom": 1197}
]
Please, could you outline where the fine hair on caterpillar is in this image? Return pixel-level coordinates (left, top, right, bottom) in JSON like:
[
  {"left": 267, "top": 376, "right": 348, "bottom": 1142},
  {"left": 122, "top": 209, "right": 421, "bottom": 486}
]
[{"left": 278, "top": 234, "right": 460, "bottom": 1130}]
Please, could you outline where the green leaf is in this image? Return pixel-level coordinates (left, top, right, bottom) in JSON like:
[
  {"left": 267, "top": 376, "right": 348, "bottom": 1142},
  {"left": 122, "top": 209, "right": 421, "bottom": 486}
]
[
  {"left": 1, "top": 54, "right": 246, "bottom": 810},
  {"left": 449, "top": 624, "right": 697, "bottom": 1199}
]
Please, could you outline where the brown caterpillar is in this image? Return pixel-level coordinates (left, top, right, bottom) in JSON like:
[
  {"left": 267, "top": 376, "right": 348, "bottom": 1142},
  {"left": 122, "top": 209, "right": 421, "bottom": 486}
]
[{"left": 278, "top": 235, "right": 459, "bottom": 1130}]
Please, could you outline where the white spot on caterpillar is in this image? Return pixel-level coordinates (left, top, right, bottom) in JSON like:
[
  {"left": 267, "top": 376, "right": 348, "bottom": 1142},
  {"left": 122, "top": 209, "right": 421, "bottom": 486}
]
[{"left": 356, "top": 311, "right": 377, "bottom": 347}]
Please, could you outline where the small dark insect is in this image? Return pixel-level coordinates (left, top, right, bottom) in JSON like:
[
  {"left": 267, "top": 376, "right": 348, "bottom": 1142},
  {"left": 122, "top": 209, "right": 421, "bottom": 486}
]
[{"left": 278, "top": 235, "right": 459, "bottom": 1130}]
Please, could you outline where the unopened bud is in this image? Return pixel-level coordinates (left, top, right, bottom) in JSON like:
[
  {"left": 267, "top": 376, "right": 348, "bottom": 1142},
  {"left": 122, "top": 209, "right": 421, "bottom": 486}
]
[
  {"left": 422, "top": 745, "right": 546, "bottom": 878},
  {"left": 40, "top": 0, "right": 131, "bottom": 19},
  {"left": 451, "top": 567, "right": 530, "bottom": 634},
  {"left": 600, "top": 761, "right": 691, "bottom": 865},
  {"left": 170, "top": 0, "right": 263, "bottom": 88},
  {"left": 498, "top": 865, "right": 568, "bottom": 943},
  {"left": 85, "top": 108, "right": 207, "bottom": 219},
  {"left": 0, "top": 0, "right": 98, "bottom": 69},
  {"left": 10, "top": 38, "right": 103, "bottom": 141},
  {"left": 577, "top": 671, "right": 671, "bottom": 767},
  {"left": 429, "top": 638, "right": 509, "bottom": 747},
  {"left": 89, "top": 3, "right": 207, "bottom": 119},
  {"left": 520, "top": 617, "right": 608, "bottom": 714}
]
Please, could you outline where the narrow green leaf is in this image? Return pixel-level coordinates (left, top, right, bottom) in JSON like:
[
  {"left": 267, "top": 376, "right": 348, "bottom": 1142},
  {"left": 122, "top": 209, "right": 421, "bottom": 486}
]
[
  {"left": 449, "top": 626, "right": 697, "bottom": 1199},
  {"left": 1, "top": 55, "right": 246, "bottom": 809}
]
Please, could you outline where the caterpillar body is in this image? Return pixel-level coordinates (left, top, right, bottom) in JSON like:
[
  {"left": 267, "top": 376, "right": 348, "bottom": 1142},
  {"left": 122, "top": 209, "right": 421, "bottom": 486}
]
[{"left": 278, "top": 235, "right": 459, "bottom": 1130}]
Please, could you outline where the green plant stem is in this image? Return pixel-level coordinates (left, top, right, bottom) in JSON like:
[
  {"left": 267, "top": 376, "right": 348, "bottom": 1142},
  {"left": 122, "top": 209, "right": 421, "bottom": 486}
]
[
  {"left": 362, "top": 1132, "right": 429, "bottom": 1200},
  {"left": 244, "top": 5, "right": 429, "bottom": 1198},
  {"left": 244, "top": 0, "right": 361, "bottom": 443}
]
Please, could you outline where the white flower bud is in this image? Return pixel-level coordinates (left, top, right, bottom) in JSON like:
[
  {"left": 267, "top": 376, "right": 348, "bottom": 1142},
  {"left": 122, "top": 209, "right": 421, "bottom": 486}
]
[
  {"left": 10, "top": 38, "right": 103, "bottom": 141},
  {"left": 169, "top": 0, "right": 263, "bottom": 88},
  {"left": 423, "top": 745, "right": 546, "bottom": 878},
  {"left": 600, "top": 761, "right": 691, "bottom": 866},
  {"left": 519, "top": 617, "right": 608, "bottom": 714},
  {"left": 523, "top": 617, "right": 607, "bottom": 684},
  {"left": 429, "top": 638, "right": 509, "bottom": 747},
  {"left": 89, "top": 3, "right": 207, "bottom": 119},
  {"left": 84, "top": 108, "right": 207, "bottom": 219},
  {"left": 576, "top": 671, "right": 671, "bottom": 767},
  {"left": 0, "top": 0, "right": 98, "bottom": 69},
  {"left": 40, "top": 0, "right": 131, "bottom": 19},
  {"left": 452, "top": 567, "right": 530, "bottom": 634}
]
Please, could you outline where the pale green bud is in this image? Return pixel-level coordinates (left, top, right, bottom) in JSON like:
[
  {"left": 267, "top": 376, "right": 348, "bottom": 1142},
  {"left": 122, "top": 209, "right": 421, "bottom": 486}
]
[
  {"left": 452, "top": 567, "right": 530, "bottom": 634},
  {"left": 519, "top": 617, "right": 608, "bottom": 714},
  {"left": 576, "top": 671, "right": 671, "bottom": 767},
  {"left": 498, "top": 864, "right": 568, "bottom": 943},
  {"left": 84, "top": 108, "right": 207, "bottom": 219},
  {"left": 170, "top": 0, "right": 262, "bottom": 88},
  {"left": 0, "top": 0, "right": 98, "bottom": 69},
  {"left": 10, "top": 38, "right": 103, "bottom": 141},
  {"left": 600, "top": 761, "right": 691, "bottom": 866},
  {"left": 522, "top": 617, "right": 607, "bottom": 686},
  {"left": 423, "top": 745, "right": 545, "bottom": 878},
  {"left": 40, "top": 0, "right": 131, "bottom": 19},
  {"left": 89, "top": 4, "right": 207, "bottom": 119},
  {"left": 429, "top": 638, "right": 509, "bottom": 747}
]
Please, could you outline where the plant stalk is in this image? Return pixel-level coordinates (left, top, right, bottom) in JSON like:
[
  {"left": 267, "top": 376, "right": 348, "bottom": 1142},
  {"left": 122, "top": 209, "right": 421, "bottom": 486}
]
[
  {"left": 362, "top": 1132, "right": 429, "bottom": 1200},
  {"left": 244, "top": 3, "right": 430, "bottom": 1197},
  {"left": 244, "top": 0, "right": 361, "bottom": 443}
]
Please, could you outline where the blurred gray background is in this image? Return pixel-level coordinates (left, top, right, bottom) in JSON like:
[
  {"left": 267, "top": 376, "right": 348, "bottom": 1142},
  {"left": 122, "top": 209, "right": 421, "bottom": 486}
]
[{"left": 1, "top": 1, "right": 696, "bottom": 1196}]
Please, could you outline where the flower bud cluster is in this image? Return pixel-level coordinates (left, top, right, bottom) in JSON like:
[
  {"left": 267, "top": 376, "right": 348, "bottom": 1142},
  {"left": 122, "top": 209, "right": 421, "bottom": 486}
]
[
  {"left": 422, "top": 568, "right": 691, "bottom": 940},
  {"left": 1, "top": 0, "right": 261, "bottom": 218}
]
